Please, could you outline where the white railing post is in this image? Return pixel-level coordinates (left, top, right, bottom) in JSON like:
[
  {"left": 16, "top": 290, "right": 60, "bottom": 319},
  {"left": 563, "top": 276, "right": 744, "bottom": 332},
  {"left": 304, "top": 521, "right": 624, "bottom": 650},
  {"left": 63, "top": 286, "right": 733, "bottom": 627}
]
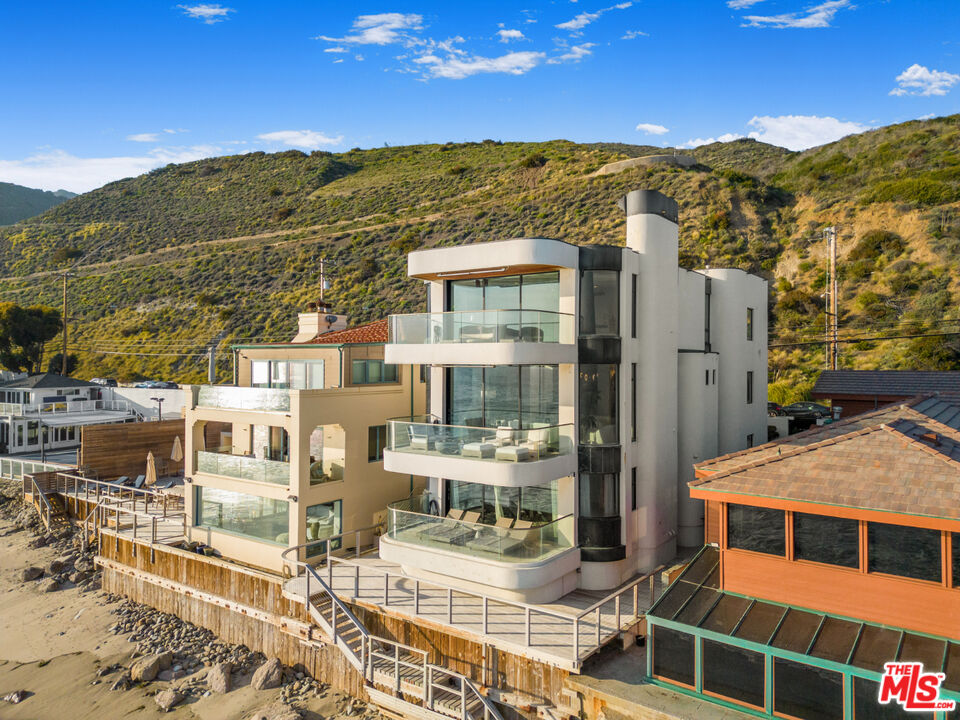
[
  {"left": 525, "top": 607, "right": 531, "bottom": 647},
  {"left": 426, "top": 665, "right": 433, "bottom": 708},
  {"left": 615, "top": 595, "right": 621, "bottom": 632},
  {"left": 354, "top": 564, "right": 360, "bottom": 598},
  {"left": 326, "top": 542, "right": 332, "bottom": 586},
  {"left": 331, "top": 597, "right": 338, "bottom": 644},
  {"left": 482, "top": 596, "right": 488, "bottom": 635},
  {"left": 447, "top": 587, "right": 453, "bottom": 625},
  {"left": 460, "top": 678, "right": 467, "bottom": 720},
  {"left": 384, "top": 572, "right": 389, "bottom": 605},
  {"left": 394, "top": 643, "right": 401, "bottom": 694},
  {"left": 415, "top": 579, "right": 420, "bottom": 615},
  {"left": 573, "top": 617, "right": 579, "bottom": 660},
  {"left": 595, "top": 607, "right": 601, "bottom": 646}
]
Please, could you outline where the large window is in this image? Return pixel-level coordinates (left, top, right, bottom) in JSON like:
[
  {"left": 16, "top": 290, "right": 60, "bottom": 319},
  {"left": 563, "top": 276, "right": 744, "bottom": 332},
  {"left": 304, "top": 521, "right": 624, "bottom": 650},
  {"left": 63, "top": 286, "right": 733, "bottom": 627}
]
[
  {"left": 794, "top": 512, "right": 859, "bottom": 568},
  {"left": 579, "top": 473, "right": 619, "bottom": 518},
  {"left": 773, "top": 658, "right": 843, "bottom": 720},
  {"left": 368, "top": 425, "right": 387, "bottom": 462},
  {"left": 579, "top": 269, "right": 619, "bottom": 336},
  {"left": 309, "top": 424, "right": 345, "bottom": 484},
  {"left": 652, "top": 626, "right": 695, "bottom": 687},
  {"left": 305, "top": 500, "right": 342, "bottom": 556},
  {"left": 727, "top": 504, "right": 785, "bottom": 556},
  {"left": 579, "top": 364, "right": 618, "bottom": 444},
  {"left": 447, "top": 365, "right": 559, "bottom": 429},
  {"left": 449, "top": 272, "right": 560, "bottom": 341},
  {"left": 702, "top": 639, "right": 765, "bottom": 709},
  {"left": 446, "top": 479, "right": 558, "bottom": 524},
  {"left": 867, "top": 521, "right": 942, "bottom": 583},
  {"left": 195, "top": 486, "right": 289, "bottom": 544},
  {"left": 251, "top": 359, "right": 325, "bottom": 389},
  {"left": 352, "top": 359, "right": 398, "bottom": 384}
]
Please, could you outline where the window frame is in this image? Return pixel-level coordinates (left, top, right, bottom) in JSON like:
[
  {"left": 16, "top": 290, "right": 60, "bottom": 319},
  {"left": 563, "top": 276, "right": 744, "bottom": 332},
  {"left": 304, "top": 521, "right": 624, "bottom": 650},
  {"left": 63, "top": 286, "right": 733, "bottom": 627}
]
[
  {"left": 368, "top": 424, "right": 387, "bottom": 462},
  {"left": 746, "top": 307, "right": 754, "bottom": 341},
  {"left": 746, "top": 370, "right": 754, "bottom": 405}
]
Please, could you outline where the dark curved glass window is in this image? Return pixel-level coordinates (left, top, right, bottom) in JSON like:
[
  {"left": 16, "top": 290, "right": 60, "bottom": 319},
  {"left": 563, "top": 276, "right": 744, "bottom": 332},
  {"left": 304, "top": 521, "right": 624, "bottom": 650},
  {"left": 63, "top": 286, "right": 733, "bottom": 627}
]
[
  {"left": 579, "top": 269, "right": 619, "bottom": 336},
  {"left": 727, "top": 504, "right": 785, "bottom": 556},
  {"left": 773, "top": 658, "right": 843, "bottom": 720},
  {"left": 794, "top": 512, "right": 859, "bottom": 568},
  {"left": 702, "top": 639, "right": 764, "bottom": 708},
  {"left": 579, "top": 364, "right": 618, "bottom": 444},
  {"left": 854, "top": 677, "right": 935, "bottom": 719},
  {"left": 652, "top": 626, "right": 695, "bottom": 686},
  {"left": 867, "top": 522, "right": 941, "bottom": 583}
]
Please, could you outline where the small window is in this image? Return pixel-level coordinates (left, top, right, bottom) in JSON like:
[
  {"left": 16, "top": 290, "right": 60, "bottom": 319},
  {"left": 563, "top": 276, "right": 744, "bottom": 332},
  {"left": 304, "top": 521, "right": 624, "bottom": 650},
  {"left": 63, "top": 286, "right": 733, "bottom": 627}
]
[
  {"left": 368, "top": 425, "right": 387, "bottom": 462},
  {"left": 705, "top": 370, "right": 709, "bottom": 386},
  {"left": 746, "top": 307, "right": 754, "bottom": 341},
  {"left": 794, "top": 513, "right": 859, "bottom": 568},
  {"left": 630, "top": 467, "right": 637, "bottom": 511},
  {"left": 868, "top": 521, "right": 941, "bottom": 583},
  {"left": 631, "top": 274, "right": 637, "bottom": 338},
  {"left": 353, "top": 359, "right": 399, "bottom": 385},
  {"left": 746, "top": 371, "right": 754, "bottom": 404},
  {"left": 712, "top": 369, "right": 716, "bottom": 384},
  {"left": 746, "top": 433, "right": 754, "bottom": 448},
  {"left": 727, "top": 504, "right": 785, "bottom": 556},
  {"left": 630, "top": 363, "right": 637, "bottom": 442}
]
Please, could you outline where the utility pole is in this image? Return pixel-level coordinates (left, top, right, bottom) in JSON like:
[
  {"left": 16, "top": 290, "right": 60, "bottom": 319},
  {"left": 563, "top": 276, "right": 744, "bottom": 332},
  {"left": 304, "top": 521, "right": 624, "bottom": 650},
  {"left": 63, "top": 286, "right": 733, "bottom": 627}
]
[
  {"left": 824, "top": 227, "right": 838, "bottom": 370},
  {"left": 61, "top": 271, "right": 74, "bottom": 376}
]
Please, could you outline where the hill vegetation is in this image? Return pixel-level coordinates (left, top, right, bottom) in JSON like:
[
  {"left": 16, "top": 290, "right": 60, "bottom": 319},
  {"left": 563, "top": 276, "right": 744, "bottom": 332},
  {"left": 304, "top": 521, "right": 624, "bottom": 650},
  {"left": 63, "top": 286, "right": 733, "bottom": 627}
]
[
  {"left": 0, "top": 182, "right": 75, "bottom": 226},
  {"left": 1, "top": 115, "right": 959, "bottom": 396}
]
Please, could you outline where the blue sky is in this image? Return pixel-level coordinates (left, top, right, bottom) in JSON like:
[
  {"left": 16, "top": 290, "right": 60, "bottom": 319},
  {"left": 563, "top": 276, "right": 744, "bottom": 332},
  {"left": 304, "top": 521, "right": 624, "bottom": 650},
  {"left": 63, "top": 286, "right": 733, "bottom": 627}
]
[{"left": 1, "top": 0, "right": 958, "bottom": 192}]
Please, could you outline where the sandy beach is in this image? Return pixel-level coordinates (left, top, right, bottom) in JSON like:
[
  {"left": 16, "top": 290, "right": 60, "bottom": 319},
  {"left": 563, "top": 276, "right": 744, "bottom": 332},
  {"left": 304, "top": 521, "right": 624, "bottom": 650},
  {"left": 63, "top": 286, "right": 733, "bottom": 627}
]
[{"left": 0, "top": 481, "right": 380, "bottom": 720}]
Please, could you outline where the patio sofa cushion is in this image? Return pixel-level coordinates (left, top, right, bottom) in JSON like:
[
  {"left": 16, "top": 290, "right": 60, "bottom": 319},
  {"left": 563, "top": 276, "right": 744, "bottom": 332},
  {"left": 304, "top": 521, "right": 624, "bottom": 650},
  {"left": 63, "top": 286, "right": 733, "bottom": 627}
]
[
  {"left": 495, "top": 445, "right": 530, "bottom": 462},
  {"left": 461, "top": 442, "right": 495, "bottom": 459}
]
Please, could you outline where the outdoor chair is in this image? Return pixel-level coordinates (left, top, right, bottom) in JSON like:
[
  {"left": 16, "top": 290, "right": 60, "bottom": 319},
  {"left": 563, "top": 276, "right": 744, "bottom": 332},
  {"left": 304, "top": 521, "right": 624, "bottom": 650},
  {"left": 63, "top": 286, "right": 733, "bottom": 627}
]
[{"left": 423, "top": 510, "right": 479, "bottom": 545}]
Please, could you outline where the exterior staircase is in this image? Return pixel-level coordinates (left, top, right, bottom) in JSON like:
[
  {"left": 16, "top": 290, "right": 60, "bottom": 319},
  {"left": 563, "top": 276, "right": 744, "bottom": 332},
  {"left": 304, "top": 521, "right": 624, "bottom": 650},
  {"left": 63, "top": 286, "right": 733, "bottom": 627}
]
[{"left": 300, "top": 565, "right": 505, "bottom": 720}]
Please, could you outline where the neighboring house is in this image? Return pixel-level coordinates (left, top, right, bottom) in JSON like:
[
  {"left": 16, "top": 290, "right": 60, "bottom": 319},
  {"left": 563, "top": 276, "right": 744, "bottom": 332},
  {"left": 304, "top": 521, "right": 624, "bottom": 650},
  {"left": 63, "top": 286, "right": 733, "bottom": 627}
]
[
  {"left": 0, "top": 373, "right": 135, "bottom": 454},
  {"left": 183, "top": 312, "right": 427, "bottom": 572},
  {"left": 812, "top": 369, "right": 960, "bottom": 416},
  {"left": 647, "top": 394, "right": 960, "bottom": 719},
  {"left": 381, "top": 189, "right": 768, "bottom": 602}
]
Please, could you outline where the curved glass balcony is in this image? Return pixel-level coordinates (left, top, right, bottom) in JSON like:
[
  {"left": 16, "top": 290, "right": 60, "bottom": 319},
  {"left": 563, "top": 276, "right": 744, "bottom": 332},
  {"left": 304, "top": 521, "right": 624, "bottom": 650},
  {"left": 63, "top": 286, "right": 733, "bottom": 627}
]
[
  {"left": 389, "top": 309, "right": 573, "bottom": 345},
  {"left": 197, "top": 386, "right": 290, "bottom": 412}
]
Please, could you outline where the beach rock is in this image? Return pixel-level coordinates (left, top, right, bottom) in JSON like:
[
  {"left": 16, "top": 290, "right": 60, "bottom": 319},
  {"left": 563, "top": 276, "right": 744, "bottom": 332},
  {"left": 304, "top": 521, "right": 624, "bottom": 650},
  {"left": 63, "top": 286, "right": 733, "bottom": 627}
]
[
  {"left": 2, "top": 689, "right": 28, "bottom": 703},
  {"left": 248, "top": 702, "right": 302, "bottom": 720},
  {"left": 157, "top": 651, "right": 173, "bottom": 670},
  {"left": 70, "top": 570, "right": 89, "bottom": 584},
  {"left": 41, "top": 578, "right": 59, "bottom": 592},
  {"left": 207, "top": 662, "right": 232, "bottom": 693},
  {"left": 155, "top": 688, "right": 183, "bottom": 712},
  {"left": 131, "top": 654, "right": 163, "bottom": 682},
  {"left": 110, "top": 674, "right": 131, "bottom": 691},
  {"left": 21, "top": 566, "right": 43, "bottom": 581},
  {"left": 48, "top": 559, "right": 64, "bottom": 573},
  {"left": 251, "top": 658, "right": 284, "bottom": 690}
]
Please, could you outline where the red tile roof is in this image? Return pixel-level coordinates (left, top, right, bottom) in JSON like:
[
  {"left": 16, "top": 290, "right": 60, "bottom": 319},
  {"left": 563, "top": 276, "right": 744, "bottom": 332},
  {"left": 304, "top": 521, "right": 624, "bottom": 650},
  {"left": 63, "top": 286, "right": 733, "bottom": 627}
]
[{"left": 307, "top": 318, "right": 388, "bottom": 345}]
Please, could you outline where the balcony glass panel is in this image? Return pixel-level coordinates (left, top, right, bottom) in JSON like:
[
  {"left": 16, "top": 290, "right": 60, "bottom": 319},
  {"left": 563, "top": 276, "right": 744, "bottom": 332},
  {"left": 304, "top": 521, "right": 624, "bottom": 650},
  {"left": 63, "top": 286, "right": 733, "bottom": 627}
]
[
  {"left": 387, "top": 418, "right": 574, "bottom": 464},
  {"left": 195, "top": 486, "right": 289, "bottom": 544},
  {"left": 197, "top": 386, "right": 290, "bottom": 412},
  {"left": 447, "top": 366, "right": 558, "bottom": 429},
  {"left": 390, "top": 309, "right": 571, "bottom": 345},
  {"left": 447, "top": 479, "right": 558, "bottom": 524},
  {"left": 387, "top": 496, "right": 574, "bottom": 564},
  {"left": 196, "top": 450, "right": 290, "bottom": 485}
]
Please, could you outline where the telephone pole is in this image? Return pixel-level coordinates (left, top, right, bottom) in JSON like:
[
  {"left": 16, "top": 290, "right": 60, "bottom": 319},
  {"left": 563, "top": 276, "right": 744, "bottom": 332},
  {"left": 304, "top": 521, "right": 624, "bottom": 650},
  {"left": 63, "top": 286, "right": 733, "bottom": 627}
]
[
  {"left": 61, "top": 271, "right": 74, "bottom": 376},
  {"left": 824, "top": 227, "right": 838, "bottom": 370}
]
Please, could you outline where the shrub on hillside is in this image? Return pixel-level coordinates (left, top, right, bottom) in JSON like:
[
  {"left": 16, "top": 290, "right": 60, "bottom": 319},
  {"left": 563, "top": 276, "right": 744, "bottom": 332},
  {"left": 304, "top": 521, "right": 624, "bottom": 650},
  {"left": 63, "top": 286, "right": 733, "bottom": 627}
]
[{"left": 848, "top": 230, "right": 905, "bottom": 262}]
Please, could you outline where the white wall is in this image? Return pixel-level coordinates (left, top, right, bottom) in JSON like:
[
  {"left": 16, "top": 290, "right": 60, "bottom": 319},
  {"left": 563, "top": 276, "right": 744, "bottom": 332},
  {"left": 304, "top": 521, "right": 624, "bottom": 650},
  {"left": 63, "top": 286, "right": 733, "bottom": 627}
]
[
  {"left": 107, "top": 387, "right": 187, "bottom": 420},
  {"left": 677, "top": 269, "right": 707, "bottom": 351},
  {"left": 676, "top": 351, "right": 718, "bottom": 547}
]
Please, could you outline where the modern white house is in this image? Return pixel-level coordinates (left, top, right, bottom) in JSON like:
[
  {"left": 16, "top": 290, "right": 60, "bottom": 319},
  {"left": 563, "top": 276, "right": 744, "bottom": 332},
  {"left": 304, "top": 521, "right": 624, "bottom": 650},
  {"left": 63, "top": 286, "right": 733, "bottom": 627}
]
[
  {"left": 0, "top": 373, "right": 136, "bottom": 455},
  {"left": 382, "top": 189, "right": 768, "bottom": 603}
]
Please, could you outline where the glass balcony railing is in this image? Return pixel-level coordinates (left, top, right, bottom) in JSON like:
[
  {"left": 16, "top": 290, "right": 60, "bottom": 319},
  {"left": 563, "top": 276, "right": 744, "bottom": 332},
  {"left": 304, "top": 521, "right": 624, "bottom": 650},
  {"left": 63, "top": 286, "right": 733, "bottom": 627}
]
[
  {"left": 387, "top": 417, "right": 574, "bottom": 463},
  {"left": 197, "top": 386, "right": 291, "bottom": 412},
  {"left": 387, "top": 496, "right": 575, "bottom": 564},
  {"left": 389, "top": 309, "right": 572, "bottom": 345},
  {"left": 195, "top": 450, "right": 290, "bottom": 485}
]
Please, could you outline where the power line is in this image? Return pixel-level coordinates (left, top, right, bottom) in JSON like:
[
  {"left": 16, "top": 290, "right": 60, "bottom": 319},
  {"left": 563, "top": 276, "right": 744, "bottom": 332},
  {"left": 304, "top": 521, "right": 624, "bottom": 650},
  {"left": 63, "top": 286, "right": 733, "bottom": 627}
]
[
  {"left": 771, "top": 330, "right": 960, "bottom": 349},
  {"left": 71, "top": 346, "right": 208, "bottom": 357}
]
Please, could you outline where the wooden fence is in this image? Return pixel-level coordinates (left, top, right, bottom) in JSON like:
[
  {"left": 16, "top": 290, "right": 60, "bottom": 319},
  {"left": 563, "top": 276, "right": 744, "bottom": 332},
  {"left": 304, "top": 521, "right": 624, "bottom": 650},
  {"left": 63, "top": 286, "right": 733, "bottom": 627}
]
[{"left": 80, "top": 419, "right": 184, "bottom": 480}]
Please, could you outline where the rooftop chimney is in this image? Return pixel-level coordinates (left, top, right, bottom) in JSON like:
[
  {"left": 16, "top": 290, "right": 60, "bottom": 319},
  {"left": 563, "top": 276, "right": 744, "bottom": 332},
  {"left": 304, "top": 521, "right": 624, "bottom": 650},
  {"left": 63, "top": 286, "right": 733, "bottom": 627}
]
[{"left": 293, "top": 304, "right": 349, "bottom": 343}]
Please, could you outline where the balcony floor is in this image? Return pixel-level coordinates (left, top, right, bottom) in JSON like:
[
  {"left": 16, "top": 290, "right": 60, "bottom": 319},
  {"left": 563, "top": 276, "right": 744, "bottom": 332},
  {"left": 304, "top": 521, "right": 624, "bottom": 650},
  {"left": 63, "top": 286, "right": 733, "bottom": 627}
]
[{"left": 285, "top": 551, "right": 670, "bottom": 670}]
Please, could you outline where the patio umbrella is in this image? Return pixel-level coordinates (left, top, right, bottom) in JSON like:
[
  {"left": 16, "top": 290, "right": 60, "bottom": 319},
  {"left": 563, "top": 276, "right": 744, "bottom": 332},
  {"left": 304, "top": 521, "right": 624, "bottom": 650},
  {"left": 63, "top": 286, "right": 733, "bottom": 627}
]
[
  {"left": 171, "top": 435, "right": 184, "bottom": 463},
  {"left": 145, "top": 451, "right": 158, "bottom": 486}
]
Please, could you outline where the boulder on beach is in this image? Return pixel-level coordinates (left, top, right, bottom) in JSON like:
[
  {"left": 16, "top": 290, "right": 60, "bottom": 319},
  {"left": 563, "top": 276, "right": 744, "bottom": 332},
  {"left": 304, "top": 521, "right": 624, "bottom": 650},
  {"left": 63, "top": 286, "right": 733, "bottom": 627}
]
[
  {"left": 41, "top": 578, "right": 59, "bottom": 593},
  {"left": 207, "top": 662, "right": 232, "bottom": 693},
  {"left": 21, "top": 566, "right": 43, "bottom": 581},
  {"left": 247, "top": 702, "right": 302, "bottom": 720},
  {"left": 155, "top": 688, "right": 183, "bottom": 712},
  {"left": 131, "top": 654, "right": 163, "bottom": 682},
  {"left": 251, "top": 658, "right": 284, "bottom": 690}
]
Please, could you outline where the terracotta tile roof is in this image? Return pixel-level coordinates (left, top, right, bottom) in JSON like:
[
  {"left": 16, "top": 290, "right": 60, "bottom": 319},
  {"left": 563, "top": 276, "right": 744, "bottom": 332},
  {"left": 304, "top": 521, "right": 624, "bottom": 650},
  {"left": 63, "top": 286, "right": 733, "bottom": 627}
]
[
  {"left": 696, "top": 393, "right": 960, "bottom": 475},
  {"left": 812, "top": 370, "right": 960, "bottom": 396},
  {"left": 689, "top": 417, "right": 960, "bottom": 520},
  {"left": 307, "top": 318, "right": 388, "bottom": 345}
]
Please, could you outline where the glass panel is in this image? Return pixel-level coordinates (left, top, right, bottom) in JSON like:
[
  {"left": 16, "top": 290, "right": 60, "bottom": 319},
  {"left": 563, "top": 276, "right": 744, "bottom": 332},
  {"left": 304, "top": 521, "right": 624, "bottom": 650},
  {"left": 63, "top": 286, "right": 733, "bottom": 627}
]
[
  {"left": 851, "top": 625, "right": 903, "bottom": 672},
  {"left": 674, "top": 585, "right": 720, "bottom": 626},
  {"left": 447, "top": 480, "right": 559, "bottom": 524},
  {"left": 485, "top": 275, "right": 520, "bottom": 312},
  {"left": 652, "top": 626, "right": 695, "bottom": 686},
  {"left": 367, "top": 360, "right": 383, "bottom": 383},
  {"left": 520, "top": 365, "right": 559, "bottom": 428},
  {"left": 702, "top": 639, "right": 765, "bottom": 708},
  {"left": 197, "top": 386, "right": 290, "bottom": 412},
  {"left": 383, "top": 363, "right": 398, "bottom": 382},
  {"left": 649, "top": 577, "right": 700, "bottom": 621},
  {"left": 195, "top": 486, "right": 289, "bottom": 544},
  {"left": 727, "top": 504, "right": 785, "bottom": 556},
  {"left": 522, "top": 272, "right": 560, "bottom": 342},
  {"left": 953, "top": 533, "right": 960, "bottom": 588},
  {"left": 196, "top": 450, "right": 290, "bottom": 485},
  {"left": 351, "top": 359, "right": 366, "bottom": 384},
  {"left": 309, "top": 424, "right": 345, "bottom": 484},
  {"left": 579, "top": 269, "right": 619, "bottom": 336},
  {"left": 944, "top": 643, "right": 960, "bottom": 692},
  {"left": 579, "top": 364, "right": 618, "bottom": 444},
  {"left": 450, "top": 279, "right": 483, "bottom": 311},
  {"left": 868, "top": 522, "right": 942, "bottom": 583},
  {"left": 387, "top": 418, "right": 573, "bottom": 463},
  {"left": 305, "top": 500, "right": 342, "bottom": 557},
  {"left": 700, "top": 594, "right": 752, "bottom": 635},
  {"left": 579, "top": 473, "right": 619, "bottom": 518},
  {"left": 368, "top": 425, "right": 386, "bottom": 462},
  {"left": 734, "top": 600, "right": 787, "bottom": 644},
  {"left": 484, "top": 366, "right": 520, "bottom": 428},
  {"left": 681, "top": 546, "right": 721, "bottom": 587},
  {"left": 810, "top": 617, "right": 862, "bottom": 664},
  {"left": 773, "top": 657, "right": 844, "bottom": 720},
  {"left": 270, "top": 361, "right": 289, "bottom": 389},
  {"left": 795, "top": 512, "right": 859, "bottom": 568},
  {"left": 854, "top": 677, "right": 936, "bottom": 719},
  {"left": 251, "top": 360, "right": 270, "bottom": 387},
  {"left": 771, "top": 608, "right": 823, "bottom": 653},
  {"left": 449, "top": 367, "right": 483, "bottom": 426},
  {"left": 899, "top": 633, "right": 947, "bottom": 672}
]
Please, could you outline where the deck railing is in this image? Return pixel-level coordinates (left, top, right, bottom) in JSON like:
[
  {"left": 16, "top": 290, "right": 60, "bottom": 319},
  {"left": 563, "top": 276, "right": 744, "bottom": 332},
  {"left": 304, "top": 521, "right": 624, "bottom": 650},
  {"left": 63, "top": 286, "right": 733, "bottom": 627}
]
[
  {"left": 0, "top": 399, "right": 132, "bottom": 415},
  {"left": 389, "top": 309, "right": 573, "bottom": 345},
  {"left": 196, "top": 385, "right": 291, "bottom": 412},
  {"left": 1, "top": 457, "right": 74, "bottom": 481},
  {"left": 195, "top": 450, "right": 290, "bottom": 485}
]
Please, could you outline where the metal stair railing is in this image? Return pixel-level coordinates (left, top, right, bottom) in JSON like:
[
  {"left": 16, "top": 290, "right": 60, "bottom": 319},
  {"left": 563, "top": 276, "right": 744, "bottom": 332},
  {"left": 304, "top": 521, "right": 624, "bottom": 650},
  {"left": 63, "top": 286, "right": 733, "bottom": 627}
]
[
  {"left": 303, "top": 564, "right": 369, "bottom": 674},
  {"left": 26, "top": 474, "right": 54, "bottom": 530},
  {"left": 426, "top": 664, "right": 501, "bottom": 720}
]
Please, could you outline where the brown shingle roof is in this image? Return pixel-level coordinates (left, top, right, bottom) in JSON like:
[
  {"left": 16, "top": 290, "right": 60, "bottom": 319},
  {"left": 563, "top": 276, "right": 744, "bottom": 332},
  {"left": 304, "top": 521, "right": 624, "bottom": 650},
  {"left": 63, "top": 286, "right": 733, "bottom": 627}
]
[
  {"left": 689, "top": 418, "right": 960, "bottom": 520},
  {"left": 307, "top": 318, "right": 388, "bottom": 345},
  {"left": 696, "top": 393, "right": 960, "bottom": 475},
  {"left": 812, "top": 370, "right": 960, "bottom": 396}
]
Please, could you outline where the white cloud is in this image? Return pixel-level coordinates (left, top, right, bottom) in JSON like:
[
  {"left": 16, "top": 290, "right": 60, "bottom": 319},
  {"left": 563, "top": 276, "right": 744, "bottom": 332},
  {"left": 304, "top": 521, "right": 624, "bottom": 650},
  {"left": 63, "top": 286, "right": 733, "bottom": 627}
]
[
  {"left": 556, "top": 2, "right": 632, "bottom": 32},
  {"left": 636, "top": 123, "right": 669, "bottom": 135},
  {"left": 890, "top": 64, "right": 960, "bottom": 97},
  {"left": 316, "top": 13, "right": 423, "bottom": 46},
  {"left": 324, "top": 46, "right": 349, "bottom": 53},
  {"left": 127, "top": 133, "right": 160, "bottom": 143},
  {"left": 746, "top": 114, "right": 867, "bottom": 149},
  {"left": 178, "top": 4, "right": 234, "bottom": 24},
  {"left": 678, "top": 133, "right": 744, "bottom": 148},
  {"left": 548, "top": 43, "right": 595, "bottom": 64},
  {"left": 0, "top": 146, "right": 221, "bottom": 194},
  {"left": 621, "top": 29, "right": 648, "bottom": 39},
  {"left": 416, "top": 51, "right": 546, "bottom": 79},
  {"left": 497, "top": 29, "right": 525, "bottom": 42},
  {"left": 742, "top": 0, "right": 851, "bottom": 28},
  {"left": 257, "top": 130, "right": 344, "bottom": 149},
  {"left": 333, "top": 58, "right": 344, "bottom": 64},
  {"left": 727, "top": 0, "right": 765, "bottom": 8}
]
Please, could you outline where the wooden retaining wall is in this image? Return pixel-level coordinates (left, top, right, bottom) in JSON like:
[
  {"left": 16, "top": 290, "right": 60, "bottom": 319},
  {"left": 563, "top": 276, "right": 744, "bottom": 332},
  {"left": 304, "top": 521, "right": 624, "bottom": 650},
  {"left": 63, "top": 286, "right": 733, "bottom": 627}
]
[{"left": 81, "top": 419, "right": 185, "bottom": 480}]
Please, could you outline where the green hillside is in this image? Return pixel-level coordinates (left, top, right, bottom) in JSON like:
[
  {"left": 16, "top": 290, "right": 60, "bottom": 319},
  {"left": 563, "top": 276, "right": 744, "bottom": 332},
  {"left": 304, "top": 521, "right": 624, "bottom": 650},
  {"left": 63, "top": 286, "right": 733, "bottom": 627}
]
[
  {"left": 1, "top": 116, "right": 959, "bottom": 395},
  {"left": 0, "top": 182, "right": 75, "bottom": 226}
]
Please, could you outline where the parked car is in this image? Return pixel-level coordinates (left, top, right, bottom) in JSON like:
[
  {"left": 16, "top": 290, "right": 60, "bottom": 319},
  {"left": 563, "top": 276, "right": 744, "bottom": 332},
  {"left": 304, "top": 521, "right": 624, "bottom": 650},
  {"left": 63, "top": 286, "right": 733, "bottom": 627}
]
[
  {"left": 782, "top": 401, "right": 831, "bottom": 421},
  {"left": 90, "top": 377, "right": 118, "bottom": 387},
  {"left": 767, "top": 401, "right": 785, "bottom": 416},
  {"left": 134, "top": 380, "right": 179, "bottom": 389}
]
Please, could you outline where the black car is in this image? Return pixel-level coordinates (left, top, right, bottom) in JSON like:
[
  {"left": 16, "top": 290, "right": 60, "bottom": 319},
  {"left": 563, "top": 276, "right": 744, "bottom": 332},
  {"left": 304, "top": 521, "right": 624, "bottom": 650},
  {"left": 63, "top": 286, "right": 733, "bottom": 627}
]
[
  {"left": 768, "top": 401, "right": 785, "bottom": 416},
  {"left": 90, "top": 377, "right": 118, "bottom": 387},
  {"left": 782, "top": 401, "right": 831, "bottom": 421}
]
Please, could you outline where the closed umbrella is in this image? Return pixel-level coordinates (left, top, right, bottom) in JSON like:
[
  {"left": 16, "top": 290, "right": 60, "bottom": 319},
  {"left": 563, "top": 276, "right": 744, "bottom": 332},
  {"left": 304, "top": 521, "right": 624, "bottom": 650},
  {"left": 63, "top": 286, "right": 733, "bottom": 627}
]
[
  {"left": 171, "top": 435, "right": 184, "bottom": 463},
  {"left": 145, "top": 451, "right": 158, "bottom": 486}
]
